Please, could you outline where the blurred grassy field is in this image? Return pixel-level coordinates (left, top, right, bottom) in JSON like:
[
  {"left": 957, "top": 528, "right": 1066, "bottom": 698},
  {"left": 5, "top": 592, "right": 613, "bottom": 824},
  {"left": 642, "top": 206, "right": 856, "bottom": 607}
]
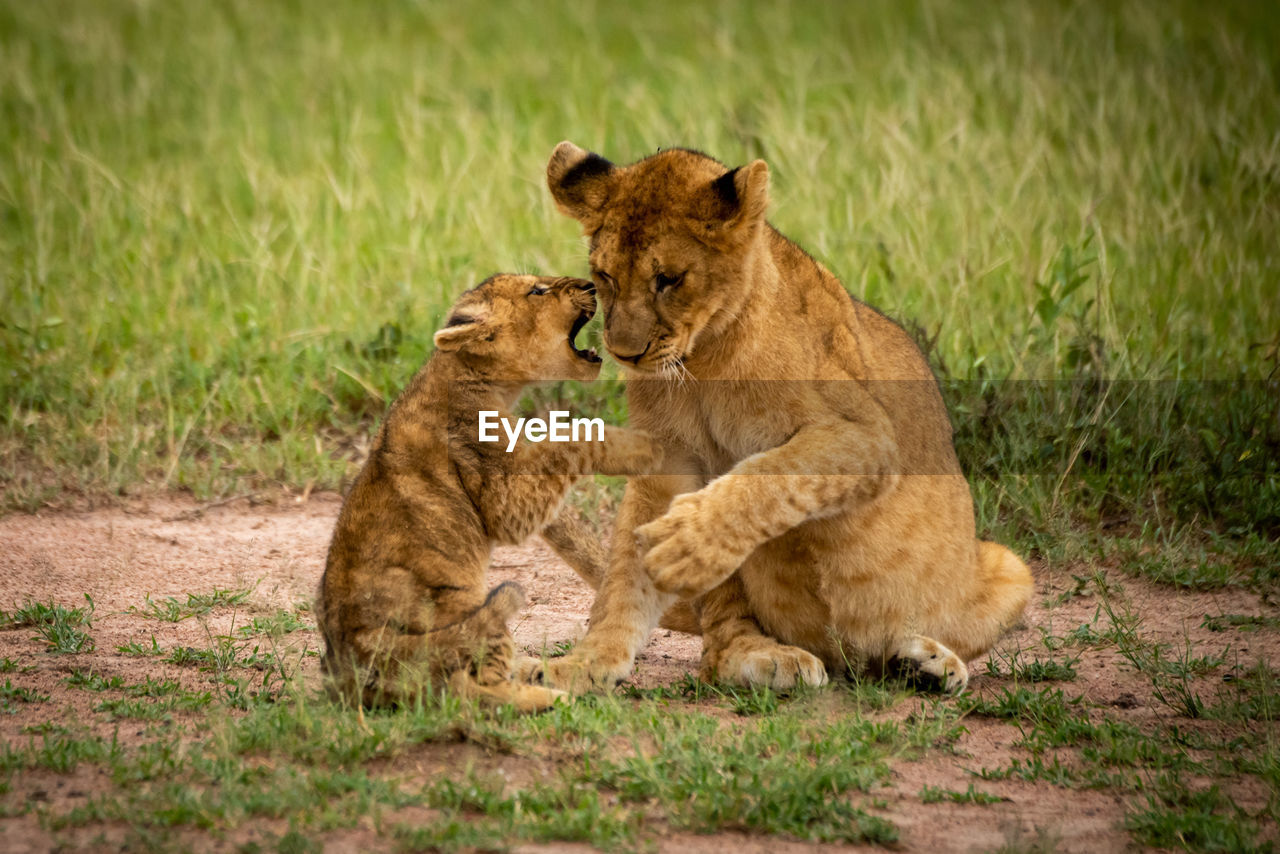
[{"left": 1, "top": 0, "right": 1277, "bottom": 530}]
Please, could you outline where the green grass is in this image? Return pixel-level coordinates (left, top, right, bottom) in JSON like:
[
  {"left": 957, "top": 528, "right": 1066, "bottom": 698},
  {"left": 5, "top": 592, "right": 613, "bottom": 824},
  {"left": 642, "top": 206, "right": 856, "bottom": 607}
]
[
  {"left": 128, "top": 587, "right": 254, "bottom": 622},
  {"left": 93, "top": 691, "right": 212, "bottom": 721},
  {"left": 984, "top": 646, "right": 1081, "bottom": 683},
  {"left": 1125, "top": 781, "right": 1271, "bottom": 854},
  {"left": 0, "top": 679, "right": 49, "bottom": 711},
  {"left": 1202, "top": 613, "right": 1280, "bottom": 633},
  {"left": 0, "top": 0, "right": 1276, "bottom": 553},
  {"left": 0, "top": 597, "right": 96, "bottom": 654},
  {"left": 65, "top": 670, "right": 126, "bottom": 692},
  {"left": 0, "top": 598, "right": 93, "bottom": 630},
  {"left": 962, "top": 586, "right": 1278, "bottom": 853},
  {"left": 0, "top": 585, "right": 1277, "bottom": 851},
  {"left": 6, "top": 674, "right": 921, "bottom": 849},
  {"left": 116, "top": 635, "right": 163, "bottom": 658},
  {"left": 919, "top": 783, "right": 1004, "bottom": 805},
  {"left": 234, "top": 609, "right": 311, "bottom": 638},
  {"left": 1206, "top": 661, "right": 1280, "bottom": 723}
]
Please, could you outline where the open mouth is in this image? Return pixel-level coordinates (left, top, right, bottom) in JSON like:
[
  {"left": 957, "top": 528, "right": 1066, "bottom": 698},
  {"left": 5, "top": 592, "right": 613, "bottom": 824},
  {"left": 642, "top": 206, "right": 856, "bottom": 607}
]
[{"left": 568, "top": 310, "right": 602, "bottom": 363}]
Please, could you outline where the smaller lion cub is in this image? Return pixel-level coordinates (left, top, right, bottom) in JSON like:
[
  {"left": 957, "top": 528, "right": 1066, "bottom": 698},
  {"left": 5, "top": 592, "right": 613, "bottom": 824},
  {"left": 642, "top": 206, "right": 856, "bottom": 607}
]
[{"left": 316, "top": 274, "right": 660, "bottom": 710}]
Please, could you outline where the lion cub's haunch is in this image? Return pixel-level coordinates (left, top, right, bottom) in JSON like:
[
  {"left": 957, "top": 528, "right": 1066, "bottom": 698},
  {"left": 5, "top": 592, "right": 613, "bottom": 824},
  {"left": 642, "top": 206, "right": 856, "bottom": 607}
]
[{"left": 316, "top": 274, "right": 660, "bottom": 710}]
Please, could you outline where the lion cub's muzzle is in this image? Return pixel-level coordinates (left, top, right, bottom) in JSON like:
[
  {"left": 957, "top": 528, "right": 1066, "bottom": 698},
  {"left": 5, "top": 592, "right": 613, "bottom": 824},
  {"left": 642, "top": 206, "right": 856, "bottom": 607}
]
[
  {"left": 561, "top": 279, "right": 601, "bottom": 364},
  {"left": 562, "top": 277, "right": 596, "bottom": 311}
]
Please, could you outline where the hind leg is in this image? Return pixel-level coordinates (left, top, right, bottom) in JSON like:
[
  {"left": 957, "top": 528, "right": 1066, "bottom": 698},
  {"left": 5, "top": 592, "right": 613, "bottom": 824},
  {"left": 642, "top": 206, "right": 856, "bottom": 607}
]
[
  {"left": 699, "top": 574, "right": 828, "bottom": 691},
  {"left": 428, "top": 581, "right": 524, "bottom": 678},
  {"left": 438, "top": 583, "right": 568, "bottom": 712}
]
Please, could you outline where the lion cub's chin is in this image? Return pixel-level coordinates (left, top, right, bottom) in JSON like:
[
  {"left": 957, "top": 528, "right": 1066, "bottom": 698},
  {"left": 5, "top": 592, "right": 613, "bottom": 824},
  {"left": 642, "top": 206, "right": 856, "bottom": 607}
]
[
  {"left": 553, "top": 355, "right": 602, "bottom": 382},
  {"left": 603, "top": 338, "right": 691, "bottom": 377},
  {"left": 601, "top": 348, "right": 655, "bottom": 375}
]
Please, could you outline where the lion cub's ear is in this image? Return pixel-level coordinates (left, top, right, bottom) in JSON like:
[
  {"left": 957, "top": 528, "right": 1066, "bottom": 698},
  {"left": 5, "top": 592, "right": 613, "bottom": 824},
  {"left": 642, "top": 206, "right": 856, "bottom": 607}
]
[
  {"left": 707, "top": 159, "right": 770, "bottom": 232},
  {"left": 547, "top": 141, "right": 617, "bottom": 223},
  {"left": 433, "top": 312, "right": 490, "bottom": 352}
]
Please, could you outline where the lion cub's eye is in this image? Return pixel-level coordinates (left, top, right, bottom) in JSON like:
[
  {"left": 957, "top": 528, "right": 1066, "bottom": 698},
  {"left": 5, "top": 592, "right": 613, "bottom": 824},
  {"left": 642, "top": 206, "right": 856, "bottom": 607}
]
[
  {"left": 591, "top": 270, "right": 616, "bottom": 291},
  {"left": 527, "top": 285, "right": 548, "bottom": 296},
  {"left": 655, "top": 271, "right": 685, "bottom": 292}
]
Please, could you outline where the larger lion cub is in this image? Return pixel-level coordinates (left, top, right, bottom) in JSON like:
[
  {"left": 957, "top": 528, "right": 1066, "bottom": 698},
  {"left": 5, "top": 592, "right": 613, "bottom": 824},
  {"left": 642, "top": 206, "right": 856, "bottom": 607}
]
[
  {"left": 316, "top": 274, "right": 660, "bottom": 710},
  {"left": 542, "top": 143, "right": 1034, "bottom": 694}
]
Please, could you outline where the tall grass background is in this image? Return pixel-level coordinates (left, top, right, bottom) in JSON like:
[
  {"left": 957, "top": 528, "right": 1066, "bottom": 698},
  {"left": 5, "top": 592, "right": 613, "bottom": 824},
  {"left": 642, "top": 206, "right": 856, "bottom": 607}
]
[{"left": 1, "top": 0, "right": 1277, "bottom": 550}]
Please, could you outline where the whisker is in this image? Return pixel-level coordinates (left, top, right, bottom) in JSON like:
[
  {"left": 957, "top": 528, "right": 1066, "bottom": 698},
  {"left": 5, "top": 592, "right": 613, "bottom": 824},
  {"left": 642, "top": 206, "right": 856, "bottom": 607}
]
[
  {"left": 661, "top": 358, "right": 680, "bottom": 387},
  {"left": 673, "top": 357, "right": 692, "bottom": 387}
]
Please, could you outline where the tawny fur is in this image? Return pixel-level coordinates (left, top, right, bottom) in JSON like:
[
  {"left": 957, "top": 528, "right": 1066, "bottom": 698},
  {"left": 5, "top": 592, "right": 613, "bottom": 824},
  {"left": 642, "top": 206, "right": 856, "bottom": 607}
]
[
  {"left": 542, "top": 509, "right": 701, "bottom": 636},
  {"left": 316, "top": 274, "right": 662, "bottom": 710},
  {"left": 541, "top": 143, "right": 1035, "bottom": 694}
]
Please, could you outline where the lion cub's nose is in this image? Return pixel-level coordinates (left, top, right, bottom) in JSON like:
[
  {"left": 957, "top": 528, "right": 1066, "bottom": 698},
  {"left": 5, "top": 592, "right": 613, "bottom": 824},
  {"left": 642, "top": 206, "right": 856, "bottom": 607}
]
[
  {"left": 610, "top": 341, "right": 651, "bottom": 364},
  {"left": 556, "top": 276, "right": 594, "bottom": 294}
]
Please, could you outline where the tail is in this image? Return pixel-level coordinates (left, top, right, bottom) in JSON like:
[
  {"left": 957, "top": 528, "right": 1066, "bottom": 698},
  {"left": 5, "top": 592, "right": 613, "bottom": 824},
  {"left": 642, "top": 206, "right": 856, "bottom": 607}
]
[
  {"left": 540, "top": 508, "right": 702, "bottom": 635},
  {"left": 426, "top": 581, "right": 524, "bottom": 685},
  {"left": 979, "top": 540, "right": 1034, "bottom": 619},
  {"left": 950, "top": 540, "right": 1034, "bottom": 661}
]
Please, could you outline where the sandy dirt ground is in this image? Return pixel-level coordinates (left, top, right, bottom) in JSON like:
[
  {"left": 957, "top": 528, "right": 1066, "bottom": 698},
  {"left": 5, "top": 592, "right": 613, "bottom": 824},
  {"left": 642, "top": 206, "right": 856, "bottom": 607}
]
[{"left": 1, "top": 494, "right": 1277, "bottom": 852}]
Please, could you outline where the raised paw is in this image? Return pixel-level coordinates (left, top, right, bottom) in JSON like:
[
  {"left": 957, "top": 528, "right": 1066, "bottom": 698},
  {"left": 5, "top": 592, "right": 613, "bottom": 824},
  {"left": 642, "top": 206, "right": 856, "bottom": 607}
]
[
  {"left": 709, "top": 641, "right": 829, "bottom": 692},
  {"left": 894, "top": 635, "right": 969, "bottom": 694},
  {"left": 637, "top": 492, "right": 747, "bottom": 597}
]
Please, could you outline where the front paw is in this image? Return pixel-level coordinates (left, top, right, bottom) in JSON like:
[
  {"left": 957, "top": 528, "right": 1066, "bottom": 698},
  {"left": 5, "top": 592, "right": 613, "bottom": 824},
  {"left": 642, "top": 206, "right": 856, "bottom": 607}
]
[
  {"left": 509, "top": 683, "right": 569, "bottom": 713},
  {"left": 637, "top": 493, "right": 746, "bottom": 597},
  {"left": 541, "top": 650, "right": 632, "bottom": 694}
]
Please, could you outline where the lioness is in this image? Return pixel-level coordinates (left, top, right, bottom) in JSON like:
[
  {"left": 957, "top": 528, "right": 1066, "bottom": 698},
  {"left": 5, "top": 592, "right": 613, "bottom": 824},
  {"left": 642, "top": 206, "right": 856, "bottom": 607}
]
[
  {"left": 316, "top": 273, "right": 661, "bottom": 710},
  {"left": 542, "top": 143, "right": 1033, "bottom": 693}
]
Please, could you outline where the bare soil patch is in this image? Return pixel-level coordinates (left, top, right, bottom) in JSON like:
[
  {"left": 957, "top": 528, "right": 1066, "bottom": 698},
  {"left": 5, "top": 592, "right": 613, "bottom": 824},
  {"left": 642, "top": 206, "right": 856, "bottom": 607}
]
[{"left": 1, "top": 496, "right": 1276, "bottom": 852}]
